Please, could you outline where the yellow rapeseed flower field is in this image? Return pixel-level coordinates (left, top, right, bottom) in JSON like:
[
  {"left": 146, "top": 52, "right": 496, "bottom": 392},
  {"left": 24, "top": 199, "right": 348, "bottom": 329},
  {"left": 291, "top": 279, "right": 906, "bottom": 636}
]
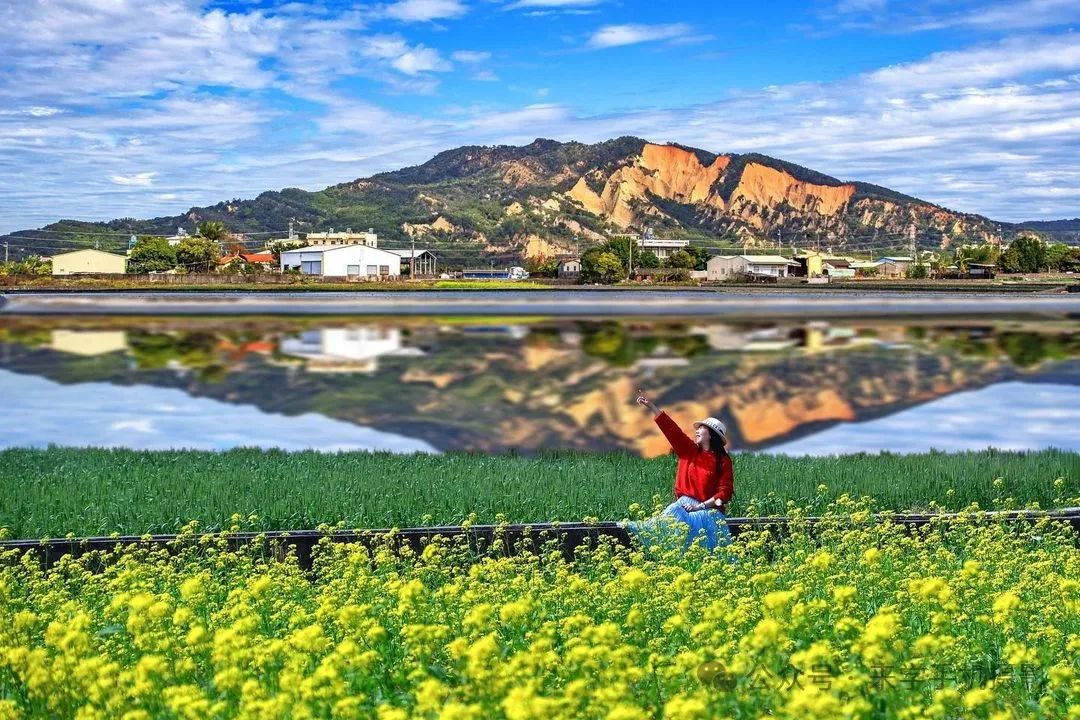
[{"left": 1, "top": 499, "right": 1079, "bottom": 719}]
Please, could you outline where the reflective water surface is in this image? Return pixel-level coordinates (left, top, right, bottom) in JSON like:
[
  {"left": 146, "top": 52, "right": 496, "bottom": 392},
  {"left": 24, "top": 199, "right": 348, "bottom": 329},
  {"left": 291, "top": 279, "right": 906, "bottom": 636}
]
[{"left": 1, "top": 316, "right": 1077, "bottom": 455}]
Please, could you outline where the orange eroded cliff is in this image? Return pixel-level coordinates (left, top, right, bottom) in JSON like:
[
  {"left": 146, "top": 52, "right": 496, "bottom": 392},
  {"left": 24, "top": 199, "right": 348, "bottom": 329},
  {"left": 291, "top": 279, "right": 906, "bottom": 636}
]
[
  {"left": 567, "top": 144, "right": 730, "bottom": 228},
  {"left": 638, "top": 143, "right": 730, "bottom": 204},
  {"left": 729, "top": 163, "right": 855, "bottom": 216}
]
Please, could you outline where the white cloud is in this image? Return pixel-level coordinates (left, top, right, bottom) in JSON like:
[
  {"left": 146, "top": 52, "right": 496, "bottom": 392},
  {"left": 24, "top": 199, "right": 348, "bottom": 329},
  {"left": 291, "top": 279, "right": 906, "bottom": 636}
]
[
  {"left": 587, "top": 23, "right": 694, "bottom": 49},
  {"left": 828, "top": 0, "right": 1079, "bottom": 32},
  {"left": 110, "top": 172, "right": 157, "bottom": 187},
  {"left": 451, "top": 50, "right": 491, "bottom": 63},
  {"left": 506, "top": 0, "right": 603, "bottom": 8},
  {"left": 110, "top": 419, "right": 157, "bottom": 434},
  {"left": 361, "top": 35, "right": 451, "bottom": 75},
  {"left": 0, "top": 106, "right": 63, "bottom": 117},
  {"left": 384, "top": 0, "right": 468, "bottom": 22},
  {"left": 835, "top": 0, "right": 887, "bottom": 12}
]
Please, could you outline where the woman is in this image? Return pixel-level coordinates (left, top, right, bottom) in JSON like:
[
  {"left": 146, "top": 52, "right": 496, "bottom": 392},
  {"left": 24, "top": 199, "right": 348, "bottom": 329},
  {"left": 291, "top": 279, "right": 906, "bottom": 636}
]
[{"left": 625, "top": 389, "right": 734, "bottom": 552}]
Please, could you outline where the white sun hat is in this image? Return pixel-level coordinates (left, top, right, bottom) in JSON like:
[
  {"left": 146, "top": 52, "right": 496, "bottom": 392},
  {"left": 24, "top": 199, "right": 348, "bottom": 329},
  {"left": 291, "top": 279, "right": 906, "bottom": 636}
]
[{"left": 693, "top": 417, "right": 727, "bottom": 439}]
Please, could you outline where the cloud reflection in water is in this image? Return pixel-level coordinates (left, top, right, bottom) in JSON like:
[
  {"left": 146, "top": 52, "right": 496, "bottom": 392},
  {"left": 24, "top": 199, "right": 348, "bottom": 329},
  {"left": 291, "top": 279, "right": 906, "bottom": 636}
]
[
  {"left": 765, "top": 382, "right": 1080, "bottom": 456},
  {"left": 0, "top": 369, "right": 438, "bottom": 453}
]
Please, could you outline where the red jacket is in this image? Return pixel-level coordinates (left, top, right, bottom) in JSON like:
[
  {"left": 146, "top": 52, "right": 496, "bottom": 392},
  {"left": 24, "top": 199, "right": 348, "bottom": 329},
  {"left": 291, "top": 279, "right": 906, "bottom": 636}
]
[{"left": 655, "top": 411, "right": 734, "bottom": 507}]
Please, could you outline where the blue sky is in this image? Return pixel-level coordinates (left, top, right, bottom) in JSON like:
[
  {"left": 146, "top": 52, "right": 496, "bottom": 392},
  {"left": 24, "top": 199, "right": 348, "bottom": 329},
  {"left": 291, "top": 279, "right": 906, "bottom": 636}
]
[{"left": 0, "top": 0, "right": 1078, "bottom": 235}]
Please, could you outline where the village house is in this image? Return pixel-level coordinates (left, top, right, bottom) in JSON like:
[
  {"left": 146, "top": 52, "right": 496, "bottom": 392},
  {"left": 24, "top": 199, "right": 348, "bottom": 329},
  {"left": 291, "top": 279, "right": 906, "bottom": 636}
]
[
  {"left": 794, "top": 249, "right": 855, "bottom": 278},
  {"left": 706, "top": 254, "right": 800, "bottom": 281},
  {"left": 558, "top": 257, "right": 581, "bottom": 279},
  {"left": 873, "top": 256, "right": 914, "bottom": 277},
  {"left": 279, "top": 244, "right": 402, "bottom": 278},
  {"left": 822, "top": 259, "right": 855, "bottom": 279},
  {"left": 306, "top": 228, "right": 378, "bottom": 248},
  {"left": 218, "top": 252, "right": 276, "bottom": 270},
  {"left": 51, "top": 248, "right": 128, "bottom": 275}
]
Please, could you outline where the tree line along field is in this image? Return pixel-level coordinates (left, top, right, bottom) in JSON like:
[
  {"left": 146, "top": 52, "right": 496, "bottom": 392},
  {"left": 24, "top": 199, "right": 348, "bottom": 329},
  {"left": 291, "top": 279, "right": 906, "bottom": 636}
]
[{"left": 0, "top": 448, "right": 1076, "bottom": 539}]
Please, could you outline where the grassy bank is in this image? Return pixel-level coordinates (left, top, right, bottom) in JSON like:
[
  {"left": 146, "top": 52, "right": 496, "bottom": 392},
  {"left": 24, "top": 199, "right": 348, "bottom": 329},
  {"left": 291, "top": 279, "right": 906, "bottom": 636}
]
[{"left": 1, "top": 448, "right": 1075, "bottom": 538}]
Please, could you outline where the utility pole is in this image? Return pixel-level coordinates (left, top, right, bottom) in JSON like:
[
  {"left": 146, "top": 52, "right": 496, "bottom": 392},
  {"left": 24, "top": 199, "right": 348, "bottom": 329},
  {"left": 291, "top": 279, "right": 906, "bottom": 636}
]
[
  {"left": 628, "top": 234, "right": 633, "bottom": 280},
  {"left": 2, "top": 242, "right": 7, "bottom": 263},
  {"left": 776, "top": 228, "right": 781, "bottom": 252},
  {"left": 288, "top": 219, "right": 295, "bottom": 240},
  {"left": 410, "top": 234, "right": 416, "bottom": 278}
]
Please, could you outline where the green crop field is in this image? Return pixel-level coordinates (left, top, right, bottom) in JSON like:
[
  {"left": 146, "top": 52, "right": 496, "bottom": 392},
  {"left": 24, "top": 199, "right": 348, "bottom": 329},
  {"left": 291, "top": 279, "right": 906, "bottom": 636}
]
[{"left": 1, "top": 448, "right": 1076, "bottom": 539}]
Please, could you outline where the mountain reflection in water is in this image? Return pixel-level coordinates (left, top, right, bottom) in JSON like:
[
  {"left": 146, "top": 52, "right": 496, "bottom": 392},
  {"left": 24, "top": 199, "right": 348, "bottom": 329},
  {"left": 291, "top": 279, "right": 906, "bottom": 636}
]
[{"left": 0, "top": 317, "right": 1076, "bottom": 455}]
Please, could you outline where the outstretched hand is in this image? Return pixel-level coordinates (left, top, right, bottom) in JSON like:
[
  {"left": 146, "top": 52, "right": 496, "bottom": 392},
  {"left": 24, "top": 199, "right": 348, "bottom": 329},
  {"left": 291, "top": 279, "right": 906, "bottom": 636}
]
[{"left": 636, "top": 388, "right": 659, "bottom": 416}]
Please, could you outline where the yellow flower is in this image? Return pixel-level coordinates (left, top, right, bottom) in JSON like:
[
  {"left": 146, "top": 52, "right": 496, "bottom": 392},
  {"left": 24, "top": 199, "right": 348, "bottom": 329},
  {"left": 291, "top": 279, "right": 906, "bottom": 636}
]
[
  {"left": 992, "top": 591, "right": 1021, "bottom": 623},
  {"left": 963, "top": 687, "right": 995, "bottom": 709},
  {"left": 748, "top": 618, "right": 783, "bottom": 650},
  {"left": 663, "top": 696, "right": 707, "bottom": 720},
  {"left": 831, "top": 586, "right": 857, "bottom": 604},
  {"left": 606, "top": 704, "right": 648, "bottom": 720},
  {"left": 621, "top": 568, "right": 648, "bottom": 591},
  {"left": 499, "top": 598, "right": 533, "bottom": 625}
]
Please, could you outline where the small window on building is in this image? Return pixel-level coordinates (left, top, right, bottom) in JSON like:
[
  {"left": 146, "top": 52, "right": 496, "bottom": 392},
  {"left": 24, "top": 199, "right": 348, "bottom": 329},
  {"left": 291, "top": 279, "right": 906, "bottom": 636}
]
[
  {"left": 379, "top": 265, "right": 389, "bottom": 276},
  {"left": 366, "top": 265, "right": 377, "bottom": 275},
  {"left": 347, "top": 265, "right": 360, "bottom": 276},
  {"left": 301, "top": 260, "right": 322, "bottom": 275}
]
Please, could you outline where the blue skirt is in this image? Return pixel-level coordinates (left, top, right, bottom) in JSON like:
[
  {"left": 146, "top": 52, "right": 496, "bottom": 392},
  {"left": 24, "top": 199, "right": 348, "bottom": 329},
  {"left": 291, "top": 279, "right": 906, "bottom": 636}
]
[{"left": 625, "top": 495, "right": 733, "bottom": 553}]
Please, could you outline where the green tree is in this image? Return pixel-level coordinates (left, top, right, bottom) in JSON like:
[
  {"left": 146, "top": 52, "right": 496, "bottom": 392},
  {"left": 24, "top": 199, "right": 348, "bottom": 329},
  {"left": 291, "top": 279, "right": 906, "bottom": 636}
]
[
  {"left": 953, "top": 243, "right": 999, "bottom": 269},
  {"left": 688, "top": 245, "right": 711, "bottom": 271},
  {"left": 177, "top": 237, "right": 221, "bottom": 273},
  {"left": 1045, "top": 243, "right": 1071, "bottom": 272},
  {"left": 580, "top": 249, "right": 624, "bottom": 284},
  {"left": 524, "top": 256, "right": 559, "bottom": 277},
  {"left": 128, "top": 236, "right": 177, "bottom": 274},
  {"left": 999, "top": 233, "right": 1047, "bottom": 273},
  {"left": 909, "top": 261, "right": 929, "bottom": 279},
  {"left": 267, "top": 238, "right": 306, "bottom": 262},
  {"left": 197, "top": 220, "right": 229, "bottom": 243},
  {"left": 664, "top": 249, "right": 696, "bottom": 269},
  {"left": 4, "top": 256, "right": 52, "bottom": 276},
  {"left": 635, "top": 249, "right": 660, "bottom": 269}
]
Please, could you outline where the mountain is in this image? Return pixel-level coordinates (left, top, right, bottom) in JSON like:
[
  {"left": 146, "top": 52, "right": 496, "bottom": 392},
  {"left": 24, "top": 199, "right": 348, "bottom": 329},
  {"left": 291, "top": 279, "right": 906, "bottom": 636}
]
[
  {"left": 9, "top": 137, "right": 1019, "bottom": 261},
  {"left": 1009, "top": 219, "right": 1080, "bottom": 245}
]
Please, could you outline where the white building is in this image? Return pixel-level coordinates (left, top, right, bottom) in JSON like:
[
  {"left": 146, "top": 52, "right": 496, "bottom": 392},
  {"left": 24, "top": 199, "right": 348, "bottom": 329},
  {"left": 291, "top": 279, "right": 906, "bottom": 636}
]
[
  {"left": 706, "top": 255, "right": 800, "bottom": 281},
  {"left": 279, "top": 244, "right": 402, "bottom": 278},
  {"left": 612, "top": 229, "right": 690, "bottom": 260},
  {"left": 306, "top": 228, "right": 378, "bottom": 248},
  {"left": 165, "top": 227, "right": 190, "bottom": 247}
]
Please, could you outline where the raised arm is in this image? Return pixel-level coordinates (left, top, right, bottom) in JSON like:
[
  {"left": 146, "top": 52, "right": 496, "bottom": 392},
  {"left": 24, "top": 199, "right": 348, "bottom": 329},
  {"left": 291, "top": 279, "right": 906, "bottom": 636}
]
[{"left": 637, "top": 389, "right": 696, "bottom": 458}]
